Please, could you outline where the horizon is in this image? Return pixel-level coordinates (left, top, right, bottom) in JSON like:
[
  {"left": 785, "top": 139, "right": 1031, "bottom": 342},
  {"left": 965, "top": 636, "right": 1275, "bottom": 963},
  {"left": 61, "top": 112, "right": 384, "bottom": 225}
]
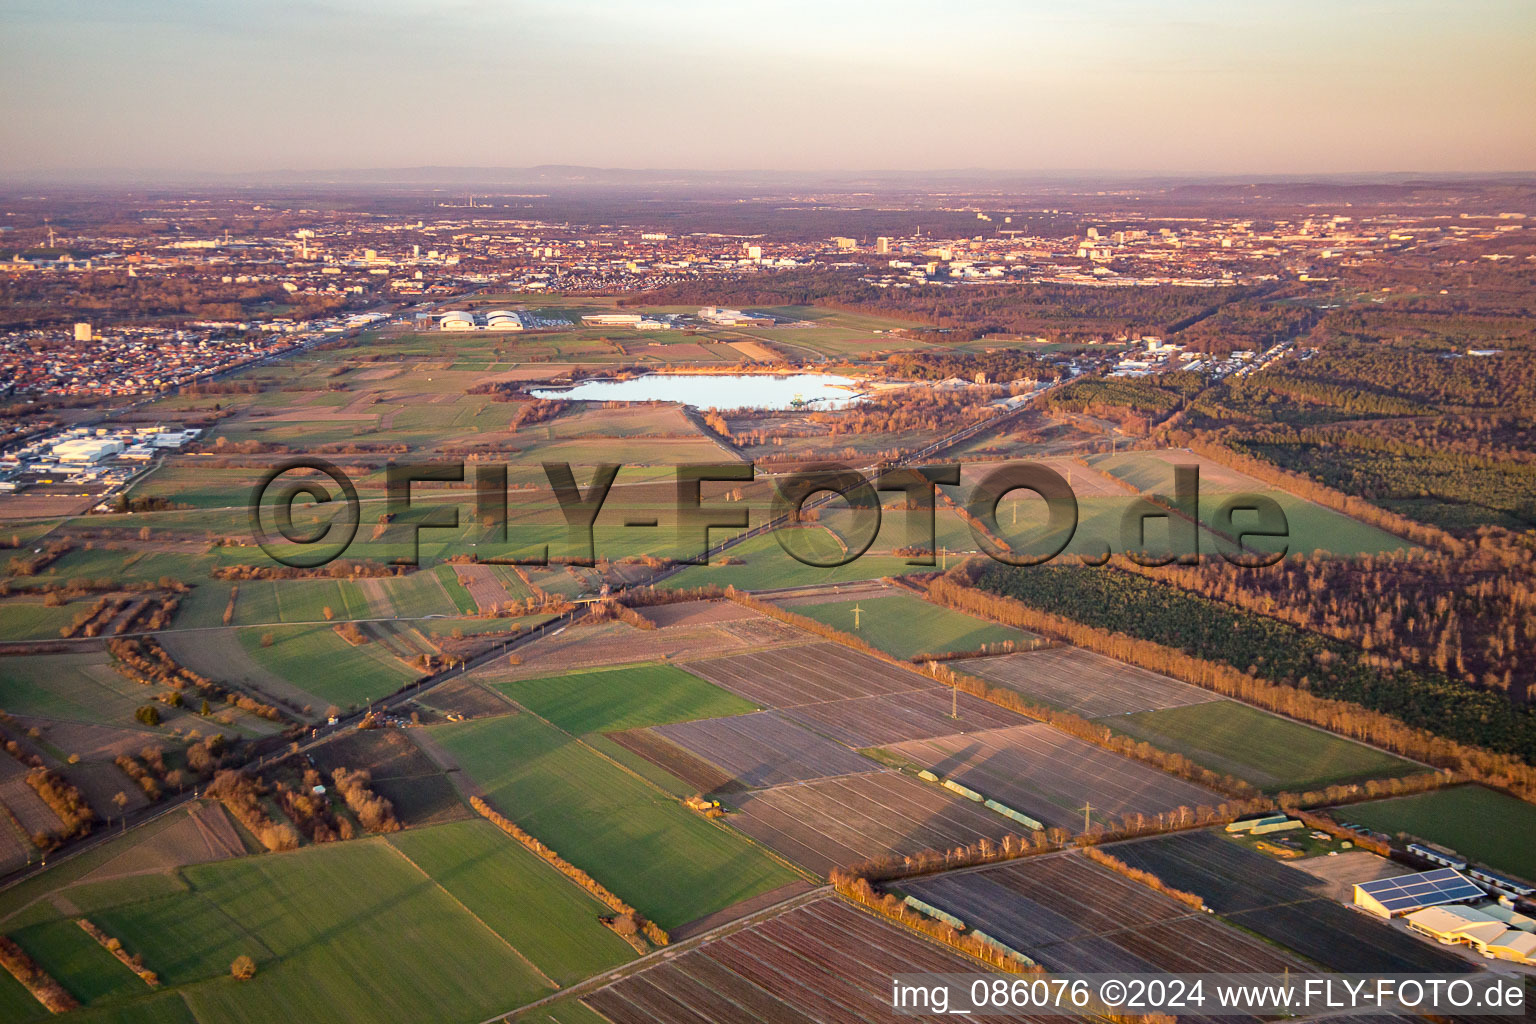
[
  {"left": 4, "top": 0, "right": 1534, "bottom": 179},
  {"left": 5, "top": 164, "right": 1536, "bottom": 190}
]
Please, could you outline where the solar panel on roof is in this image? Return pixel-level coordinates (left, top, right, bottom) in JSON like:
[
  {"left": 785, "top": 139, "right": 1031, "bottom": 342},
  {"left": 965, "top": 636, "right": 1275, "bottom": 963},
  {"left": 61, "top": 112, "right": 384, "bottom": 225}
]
[{"left": 1357, "top": 867, "right": 1484, "bottom": 911}]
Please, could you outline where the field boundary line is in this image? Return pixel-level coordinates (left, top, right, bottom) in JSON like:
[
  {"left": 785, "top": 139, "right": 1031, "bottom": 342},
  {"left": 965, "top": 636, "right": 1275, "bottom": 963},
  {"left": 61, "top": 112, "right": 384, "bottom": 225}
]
[
  {"left": 490, "top": 885, "right": 832, "bottom": 1024},
  {"left": 485, "top": 700, "right": 823, "bottom": 884},
  {"left": 553, "top": 718, "right": 819, "bottom": 883},
  {"left": 381, "top": 839, "right": 557, "bottom": 990}
]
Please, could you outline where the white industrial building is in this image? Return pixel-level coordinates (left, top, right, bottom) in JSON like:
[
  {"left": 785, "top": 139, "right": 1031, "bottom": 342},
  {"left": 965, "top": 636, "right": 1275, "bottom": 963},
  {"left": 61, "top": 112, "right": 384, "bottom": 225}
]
[
  {"left": 581, "top": 313, "right": 643, "bottom": 327},
  {"left": 439, "top": 311, "right": 476, "bottom": 331},
  {"left": 484, "top": 310, "right": 525, "bottom": 331},
  {"left": 51, "top": 438, "right": 124, "bottom": 463},
  {"left": 697, "top": 307, "right": 774, "bottom": 327}
]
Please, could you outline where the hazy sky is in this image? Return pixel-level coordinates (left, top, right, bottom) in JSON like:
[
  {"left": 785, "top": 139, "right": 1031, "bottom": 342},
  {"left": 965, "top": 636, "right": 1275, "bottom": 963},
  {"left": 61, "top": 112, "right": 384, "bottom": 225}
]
[{"left": 2, "top": 0, "right": 1533, "bottom": 178}]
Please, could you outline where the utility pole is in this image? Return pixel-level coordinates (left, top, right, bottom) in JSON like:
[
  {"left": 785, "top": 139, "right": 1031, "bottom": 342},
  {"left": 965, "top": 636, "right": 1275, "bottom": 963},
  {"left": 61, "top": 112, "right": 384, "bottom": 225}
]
[
  {"left": 851, "top": 603, "right": 863, "bottom": 631},
  {"left": 1081, "top": 802, "right": 1093, "bottom": 833}
]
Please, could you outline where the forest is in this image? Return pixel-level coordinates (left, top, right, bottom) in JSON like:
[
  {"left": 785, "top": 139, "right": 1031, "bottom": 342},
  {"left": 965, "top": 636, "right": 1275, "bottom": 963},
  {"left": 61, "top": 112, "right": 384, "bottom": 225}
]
[
  {"left": 632, "top": 271, "right": 1249, "bottom": 342},
  {"left": 971, "top": 561, "right": 1536, "bottom": 764},
  {"left": 0, "top": 269, "right": 353, "bottom": 327},
  {"left": 1124, "top": 549, "right": 1536, "bottom": 702},
  {"left": 882, "top": 350, "right": 1065, "bottom": 383}
]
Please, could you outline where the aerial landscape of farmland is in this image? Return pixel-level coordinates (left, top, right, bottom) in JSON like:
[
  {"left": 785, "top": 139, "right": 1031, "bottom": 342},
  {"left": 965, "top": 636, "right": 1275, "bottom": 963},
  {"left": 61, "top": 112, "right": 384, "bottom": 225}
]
[{"left": 3, "top": 5, "right": 1536, "bottom": 1018}]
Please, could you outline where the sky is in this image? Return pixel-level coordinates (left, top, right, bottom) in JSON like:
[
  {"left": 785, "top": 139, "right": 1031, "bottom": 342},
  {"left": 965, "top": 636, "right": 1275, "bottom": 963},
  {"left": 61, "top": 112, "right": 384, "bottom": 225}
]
[{"left": 1, "top": 0, "right": 1533, "bottom": 179}]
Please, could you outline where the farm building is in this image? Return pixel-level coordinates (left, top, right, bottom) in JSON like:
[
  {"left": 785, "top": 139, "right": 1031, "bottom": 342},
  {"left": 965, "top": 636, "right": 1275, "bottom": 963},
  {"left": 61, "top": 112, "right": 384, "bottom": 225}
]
[
  {"left": 1405, "top": 905, "right": 1536, "bottom": 965},
  {"left": 1407, "top": 842, "right": 1468, "bottom": 870},
  {"left": 1226, "top": 814, "right": 1302, "bottom": 835},
  {"left": 1468, "top": 866, "right": 1536, "bottom": 898},
  {"left": 1353, "top": 867, "right": 1485, "bottom": 919}
]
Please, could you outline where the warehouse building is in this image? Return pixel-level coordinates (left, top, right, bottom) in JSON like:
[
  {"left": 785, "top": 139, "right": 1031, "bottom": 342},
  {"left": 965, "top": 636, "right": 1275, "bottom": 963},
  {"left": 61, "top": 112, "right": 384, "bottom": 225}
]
[
  {"left": 697, "top": 306, "right": 775, "bottom": 327},
  {"left": 1405, "top": 904, "right": 1536, "bottom": 965},
  {"left": 51, "top": 437, "right": 124, "bottom": 463},
  {"left": 1468, "top": 866, "right": 1536, "bottom": 898},
  {"left": 1353, "top": 867, "right": 1485, "bottom": 919},
  {"left": 484, "top": 310, "right": 525, "bottom": 331},
  {"left": 439, "top": 311, "right": 475, "bottom": 331},
  {"left": 1407, "top": 842, "right": 1468, "bottom": 870},
  {"left": 580, "top": 313, "right": 643, "bottom": 327}
]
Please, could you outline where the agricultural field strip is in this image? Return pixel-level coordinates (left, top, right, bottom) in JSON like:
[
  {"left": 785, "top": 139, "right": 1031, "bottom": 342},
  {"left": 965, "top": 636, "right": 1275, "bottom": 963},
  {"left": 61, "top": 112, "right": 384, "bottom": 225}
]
[
  {"left": 494, "top": 621, "right": 810, "bottom": 680},
  {"left": 1108, "top": 699, "right": 1419, "bottom": 792},
  {"left": 1338, "top": 786, "right": 1536, "bottom": 882},
  {"left": 782, "top": 688, "right": 1027, "bottom": 749},
  {"left": 585, "top": 896, "right": 1032, "bottom": 1024},
  {"left": 884, "top": 723, "right": 1223, "bottom": 830},
  {"left": 651, "top": 712, "right": 882, "bottom": 788},
  {"left": 962, "top": 647, "right": 1221, "bottom": 719},
  {"left": 682, "top": 644, "right": 1029, "bottom": 746},
  {"left": 0, "top": 767, "right": 64, "bottom": 837},
  {"left": 432, "top": 712, "right": 800, "bottom": 929},
  {"left": 635, "top": 600, "right": 758, "bottom": 628},
  {"left": 907, "top": 853, "right": 1307, "bottom": 978},
  {"left": 1104, "top": 831, "right": 1475, "bottom": 974},
  {"left": 728, "top": 773, "right": 1007, "bottom": 877},
  {"left": 380, "top": 840, "right": 560, "bottom": 989},
  {"left": 605, "top": 728, "right": 741, "bottom": 795},
  {"left": 681, "top": 644, "right": 929, "bottom": 707}
]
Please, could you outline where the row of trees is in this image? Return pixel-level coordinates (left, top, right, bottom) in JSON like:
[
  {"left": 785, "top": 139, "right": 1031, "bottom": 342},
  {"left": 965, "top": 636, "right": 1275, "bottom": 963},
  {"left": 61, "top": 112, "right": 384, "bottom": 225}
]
[
  {"left": 1080, "top": 847, "right": 1204, "bottom": 910},
  {"left": 967, "top": 560, "right": 1536, "bottom": 759},
  {"left": 723, "top": 588, "right": 1256, "bottom": 798},
  {"left": 5, "top": 541, "right": 72, "bottom": 577},
  {"left": 110, "top": 637, "right": 287, "bottom": 723},
  {"left": 930, "top": 566, "right": 1536, "bottom": 801},
  {"left": 205, "top": 770, "right": 301, "bottom": 853},
  {"left": 25, "top": 770, "right": 94, "bottom": 847},
  {"left": 831, "top": 799, "right": 1265, "bottom": 884},
  {"left": 329, "top": 768, "right": 401, "bottom": 834},
  {"left": 76, "top": 919, "right": 158, "bottom": 988},
  {"left": 0, "top": 935, "right": 77, "bottom": 1013},
  {"left": 470, "top": 796, "right": 669, "bottom": 948}
]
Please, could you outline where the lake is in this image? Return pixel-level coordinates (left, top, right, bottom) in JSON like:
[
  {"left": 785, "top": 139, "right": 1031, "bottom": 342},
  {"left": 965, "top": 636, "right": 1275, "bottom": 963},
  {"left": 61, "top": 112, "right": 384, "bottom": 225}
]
[{"left": 530, "top": 373, "right": 867, "bottom": 410}]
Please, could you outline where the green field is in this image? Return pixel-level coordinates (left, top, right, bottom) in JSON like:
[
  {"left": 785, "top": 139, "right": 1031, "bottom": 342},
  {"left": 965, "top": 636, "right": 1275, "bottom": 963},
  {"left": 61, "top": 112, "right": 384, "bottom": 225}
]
[
  {"left": 659, "top": 532, "right": 930, "bottom": 592},
  {"left": 432, "top": 713, "right": 799, "bottom": 928},
  {"left": 386, "top": 820, "right": 634, "bottom": 984},
  {"left": 1341, "top": 786, "right": 1536, "bottom": 881},
  {"left": 494, "top": 662, "right": 757, "bottom": 734},
  {"left": 0, "top": 651, "right": 206, "bottom": 731},
  {"left": 0, "top": 827, "right": 614, "bottom": 1023},
  {"left": 0, "top": 597, "right": 79, "bottom": 641},
  {"left": 1109, "top": 700, "right": 1418, "bottom": 791},
  {"left": 237, "top": 624, "right": 417, "bottom": 709},
  {"left": 9, "top": 918, "right": 148, "bottom": 1005},
  {"left": 1087, "top": 453, "right": 1406, "bottom": 557},
  {"left": 786, "top": 593, "right": 1025, "bottom": 660},
  {"left": 230, "top": 578, "right": 375, "bottom": 625}
]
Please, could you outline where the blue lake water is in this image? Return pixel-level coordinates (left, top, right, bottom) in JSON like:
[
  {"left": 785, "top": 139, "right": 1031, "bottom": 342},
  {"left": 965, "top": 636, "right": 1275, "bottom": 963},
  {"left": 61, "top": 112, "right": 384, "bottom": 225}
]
[{"left": 530, "top": 373, "right": 867, "bottom": 410}]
